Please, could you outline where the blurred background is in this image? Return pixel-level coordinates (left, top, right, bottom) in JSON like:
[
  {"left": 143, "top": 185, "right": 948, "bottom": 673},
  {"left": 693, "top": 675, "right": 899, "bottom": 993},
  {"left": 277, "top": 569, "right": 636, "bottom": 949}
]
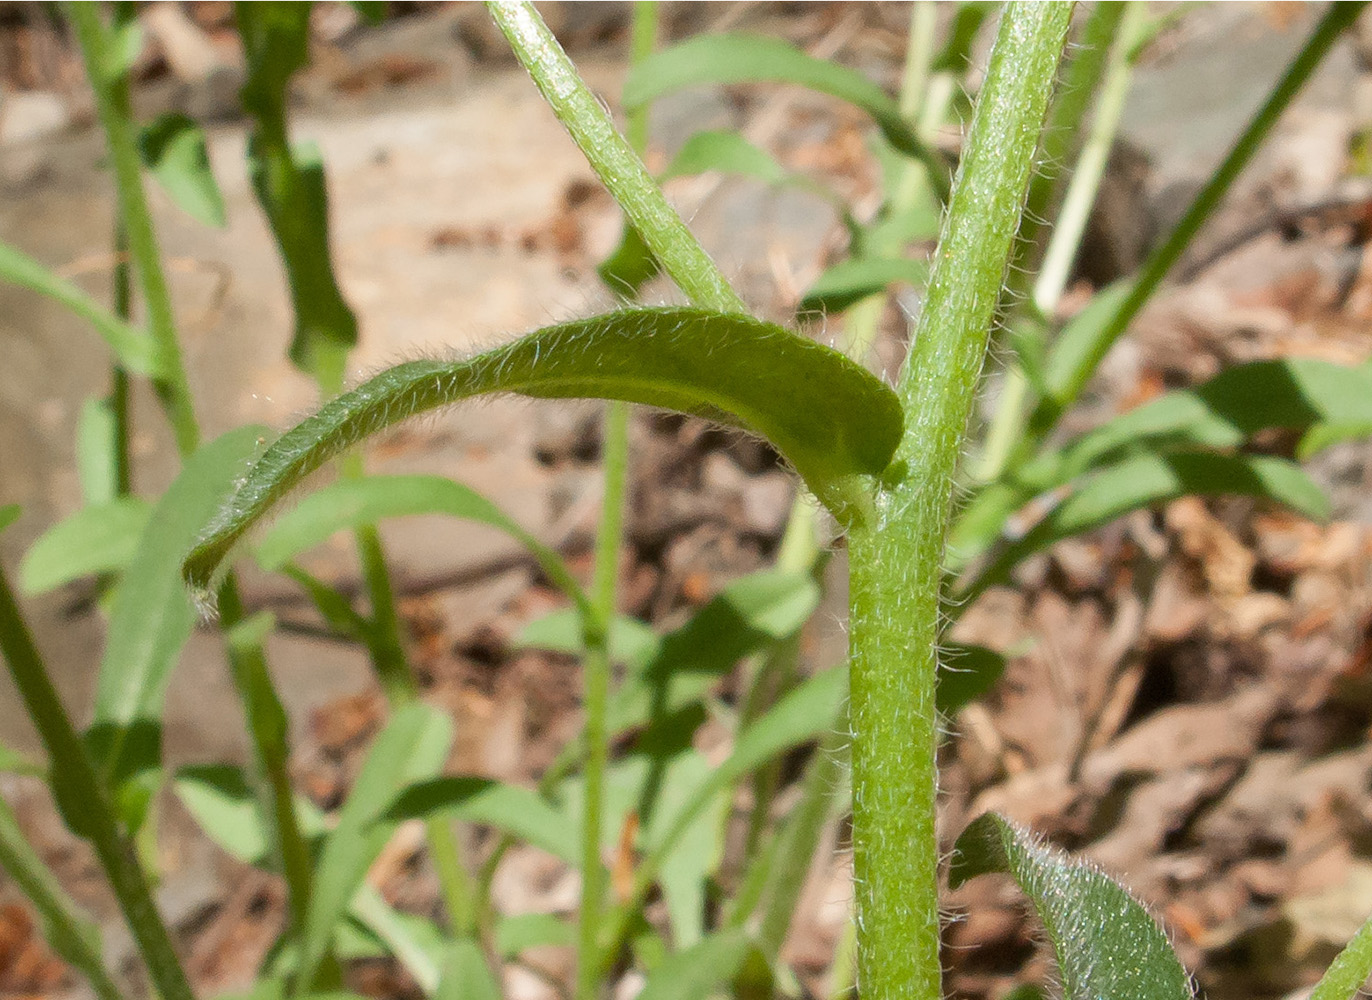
[{"left": 2, "top": 3, "right": 1372, "bottom": 999}]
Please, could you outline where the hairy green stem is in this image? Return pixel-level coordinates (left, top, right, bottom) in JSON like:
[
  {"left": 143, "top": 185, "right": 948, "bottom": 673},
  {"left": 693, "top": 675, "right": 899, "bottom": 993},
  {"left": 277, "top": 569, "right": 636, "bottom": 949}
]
[
  {"left": 975, "top": 1, "right": 1139, "bottom": 484},
  {"left": 847, "top": 8, "right": 1073, "bottom": 1000},
  {"left": 486, "top": 0, "right": 745, "bottom": 315},
  {"left": 1310, "top": 911, "right": 1372, "bottom": 1000},
  {"left": 1025, "top": 0, "right": 1367, "bottom": 443},
  {"left": 70, "top": 1, "right": 199, "bottom": 455},
  {"left": 0, "top": 564, "right": 196, "bottom": 1000}
]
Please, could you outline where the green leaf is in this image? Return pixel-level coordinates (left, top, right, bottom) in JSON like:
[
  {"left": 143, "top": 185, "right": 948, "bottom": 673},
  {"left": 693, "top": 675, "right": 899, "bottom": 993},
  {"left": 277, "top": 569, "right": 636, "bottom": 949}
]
[
  {"left": 969, "top": 452, "right": 1329, "bottom": 597},
  {"left": 798, "top": 257, "right": 929, "bottom": 315},
  {"left": 0, "top": 241, "right": 165, "bottom": 377},
  {"left": 938, "top": 644, "right": 1005, "bottom": 715},
  {"left": 348, "top": 887, "right": 443, "bottom": 993},
  {"left": 660, "top": 130, "right": 789, "bottom": 185},
  {"left": 138, "top": 113, "right": 227, "bottom": 227},
  {"left": 254, "top": 474, "right": 588, "bottom": 613},
  {"left": 1042, "top": 280, "right": 1133, "bottom": 401},
  {"left": 0, "top": 505, "right": 19, "bottom": 534},
  {"left": 606, "top": 568, "right": 821, "bottom": 734},
  {"left": 90, "top": 426, "right": 269, "bottom": 799},
  {"left": 184, "top": 307, "right": 904, "bottom": 601},
  {"left": 434, "top": 938, "right": 500, "bottom": 1000},
  {"left": 624, "top": 34, "right": 941, "bottom": 171},
  {"left": 0, "top": 742, "right": 44, "bottom": 778},
  {"left": 173, "top": 763, "right": 326, "bottom": 867},
  {"left": 1309, "top": 910, "right": 1372, "bottom": 1000},
  {"left": 75, "top": 397, "right": 121, "bottom": 506},
  {"left": 633, "top": 928, "right": 760, "bottom": 1000},
  {"left": 280, "top": 564, "right": 373, "bottom": 643},
  {"left": 1299, "top": 421, "right": 1372, "bottom": 460},
  {"left": 386, "top": 775, "right": 575, "bottom": 865},
  {"left": 513, "top": 607, "right": 660, "bottom": 671},
  {"left": 19, "top": 497, "right": 150, "bottom": 595},
  {"left": 951, "top": 813, "right": 1193, "bottom": 1000},
  {"left": 1060, "top": 358, "right": 1372, "bottom": 478},
  {"left": 598, "top": 222, "right": 661, "bottom": 298},
  {"left": 299, "top": 703, "right": 453, "bottom": 988},
  {"left": 494, "top": 913, "right": 575, "bottom": 958}
]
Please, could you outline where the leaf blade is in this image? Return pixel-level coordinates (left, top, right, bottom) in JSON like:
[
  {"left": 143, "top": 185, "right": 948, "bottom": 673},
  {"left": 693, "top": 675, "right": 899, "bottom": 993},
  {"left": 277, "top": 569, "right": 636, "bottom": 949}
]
[
  {"left": 951, "top": 813, "right": 1193, "bottom": 1000},
  {"left": 20, "top": 497, "right": 151, "bottom": 595}
]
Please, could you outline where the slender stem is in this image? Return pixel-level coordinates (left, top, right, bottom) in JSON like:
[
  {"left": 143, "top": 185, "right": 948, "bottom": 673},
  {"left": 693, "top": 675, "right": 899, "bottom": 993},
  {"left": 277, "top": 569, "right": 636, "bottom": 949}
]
[
  {"left": 0, "top": 563, "right": 196, "bottom": 1000},
  {"left": 110, "top": 220, "right": 133, "bottom": 496},
  {"left": 0, "top": 794, "right": 124, "bottom": 1000},
  {"left": 848, "top": 9, "right": 1073, "bottom": 1000},
  {"left": 1025, "top": 0, "right": 1367, "bottom": 443},
  {"left": 576, "top": 7, "right": 652, "bottom": 995},
  {"left": 486, "top": 0, "right": 745, "bottom": 315},
  {"left": 1033, "top": 3, "right": 1145, "bottom": 314},
  {"left": 69, "top": 2, "right": 199, "bottom": 456}
]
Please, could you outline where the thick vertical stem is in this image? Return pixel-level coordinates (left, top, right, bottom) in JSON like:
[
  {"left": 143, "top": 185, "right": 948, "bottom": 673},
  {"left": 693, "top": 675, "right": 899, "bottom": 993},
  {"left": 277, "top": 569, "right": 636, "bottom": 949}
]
[{"left": 847, "top": 7, "right": 1073, "bottom": 1000}]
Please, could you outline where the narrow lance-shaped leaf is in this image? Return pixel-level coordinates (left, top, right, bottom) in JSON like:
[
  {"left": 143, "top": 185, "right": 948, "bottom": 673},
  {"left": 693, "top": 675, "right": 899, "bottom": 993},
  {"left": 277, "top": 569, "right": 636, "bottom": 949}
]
[
  {"left": 184, "top": 307, "right": 904, "bottom": 602},
  {"left": 951, "top": 813, "right": 1193, "bottom": 1000},
  {"left": 385, "top": 776, "right": 576, "bottom": 866},
  {"left": 624, "top": 34, "right": 948, "bottom": 197},
  {"left": 92, "top": 426, "right": 269, "bottom": 803},
  {"left": 798, "top": 257, "right": 929, "bottom": 316},
  {"left": 0, "top": 241, "right": 165, "bottom": 377},
  {"left": 254, "top": 474, "right": 589, "bottom": 614},
  {"left": 20, "top": 497, "right": 150, "bottom": 595}
]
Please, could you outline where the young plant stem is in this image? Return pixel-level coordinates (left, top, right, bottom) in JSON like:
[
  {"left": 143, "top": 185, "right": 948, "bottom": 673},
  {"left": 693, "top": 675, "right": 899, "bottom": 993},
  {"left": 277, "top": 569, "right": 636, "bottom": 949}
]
[
  {"left": 975, "top": 0, "right": 1141, "bottom": 484},
  {"left": 69, "top": 1, "right": 199, "bottom": 455},
  {"left": 485, "top": 0, "right": 745, "bottom": 316},
  {"left": 72, "top": 2, "right": 323, "bottom": 965},
  {"left": 1024, "top": 0, "right": 1368, "bottom": 446},
  {"left": 110, "top": 220, "right": 133, "bottom": 496},
  {"left": 847, "top": 8, "right": 1072, "bottom": 1000},
  {"left": 0, "top": 794, "right": 123, "bottom": 1000},
  {"left": 1309, "top": 912, "right": 1372, "bottom": 1000},
  {"left": 0, "top": 563, "right": 196, "bottom": 1000}
]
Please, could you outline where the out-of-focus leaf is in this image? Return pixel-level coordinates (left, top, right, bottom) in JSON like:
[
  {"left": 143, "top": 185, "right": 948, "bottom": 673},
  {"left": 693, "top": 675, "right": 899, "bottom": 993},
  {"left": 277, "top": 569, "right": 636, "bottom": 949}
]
[
  {"left": 624, "top": 34, "right": 940, "bottom": 170},
  {"left": 513, "top": 608, "right": 661, "bottom": 673},
  {"left": 951, "top": 813, "right": 1193, "bottom": 1000},
  {"left": 20, "top": 498, "right": 150, "bottom": 595},
  {"left": 90, "top": 427, "right": 268, "bottom": 805},
  {"left": 349, "top": 887, "right": 443, "bottom": 993},
  {"left": 494, "top": 913, "right": 574, "bottom": 958},
  {"left": 607, "top": 568, "right": 821, "bottom": 734},
  {"left": 184, "top": 308, "right": 904, "bottom": 603},
  {"left": 1042, "top": 280, "right": 1133, "bottom": 401},
  {"left": 434, "top": 938, "right": 500, "bottom": 1000},
  {"left": 1299, "top": 421, "right": 1372, "bottom": 460},
  {"left": 965, "top": 452, "right": 1330, "bottom": 598},
  {"left": 0, "top": 742, "right": 43, "bottom": 778},
  {"left": 0, "top": 506, "right": 18, "bottom": 533},
  {"left": 598, "top": 222, "right": 660, "bottom": 298},
  {"left": 934, "top": 3, "right": 996, "bottom": 71},
  {"left": 660, "top": 130, "right": 789, "bottom": 185},
  {"left": 0, "top": 241, "right": 165, "bottom": 377},
  {"left": 633, "top": 928, "right": 761, "bottom": 1000},
  {"left": 1060, "top": 358, "right": 1372, "bottom": 478},
  {"left": 298, "top": 703, "right": 453, "bottom": 988},
  {"left": 385, "top": 775, "right": 574, "bottom": 865},
  {"left": 173, "top": 763, "right": 326, "bottom": 867},
  {"left": 798, "top": 257, "right": 928, "bottom": 315},
  {"left": 138, "top": 112, "right": 226, "bottom": 227},
  {"left": 254, "top": 474, "right": 587, "bottom": 612},
  {"left": 280, "top": 564, "right": 372, "bottom": 643},
  {"left": 75, "top": 398, "right": 120, "bottom": 507},
  {"left": 938, "top": 644, "right": 1005, "bottom": 715}
]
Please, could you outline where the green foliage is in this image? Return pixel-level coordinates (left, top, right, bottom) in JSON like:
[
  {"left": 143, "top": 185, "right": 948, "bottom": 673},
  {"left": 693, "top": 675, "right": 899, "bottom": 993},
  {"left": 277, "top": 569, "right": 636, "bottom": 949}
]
[
  {"left": 138, "top": 112, "right": 226, "bottom": 227},
  {"left": 952, "top": 813, "right": 1194, "bottom": 1000},
  {"left": 20, "top": 496, "right": 150, "bottom": 595}
]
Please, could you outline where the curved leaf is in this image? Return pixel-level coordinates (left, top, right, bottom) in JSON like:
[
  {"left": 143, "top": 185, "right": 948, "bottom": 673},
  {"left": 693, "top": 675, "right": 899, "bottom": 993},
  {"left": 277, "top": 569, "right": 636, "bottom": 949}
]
[
  {"left": 92, "top": 426, "right": 268, "bottom": 794},
  {"left": 951, "top": 813, "right": 1193, "bottom": 1000},
  {"left": 173, "top": 763, "right": 326, "bottom": 867},
  {"left": 385, "top": 775, "right": 575, "bottom": 865},
  {"left": 966, "top": 451, "right": 1329, "bottom": 599},
  {"left": 798, "top": 257, "right": 929, "bottom": 315},
  {"left": 0, "top": 241, "right": 165, "bottom": 377},
  {"left": 184, "top": 307, "right": 904, "bottom": 601},
  {"left": 660, "top": 130, "right": 790, "bottom": 185},
  {"left": 624, "top": 34, "right": 942, "bottom": 174},
  {"left": 139, "top": 112, "right": 226, "bottom": 227},
  {"left": 633, "top": 928, "right": 760, "bottom": 1000},
  {"left": 20, "top": 497, "right": 150, "bottom": 595},
  {"left": 255, "top": 474, "right": 588, "bottom": 612},
  {"left": 299, "top": 703, "right": 453, "bottom": 990}
]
